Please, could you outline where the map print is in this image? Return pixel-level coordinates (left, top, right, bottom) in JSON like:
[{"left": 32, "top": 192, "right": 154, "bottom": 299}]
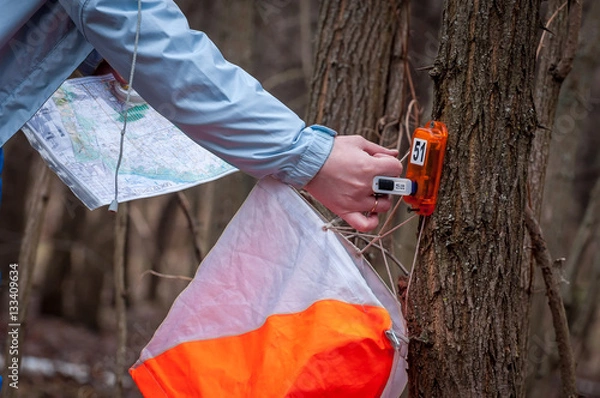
[{"left": 23, "top": 75, "right": 237, "bottom": 210}]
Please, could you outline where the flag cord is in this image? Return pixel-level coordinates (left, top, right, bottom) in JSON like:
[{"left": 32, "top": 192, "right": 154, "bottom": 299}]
[
  {"left": 109, "top": 0, "right": 142, "bottom": 212},
  {"left": 404, "top": 216, "right": 425, "bottom": 316},
  {"left": 327, "top": 214, "right": 426, "bottom": 321}
]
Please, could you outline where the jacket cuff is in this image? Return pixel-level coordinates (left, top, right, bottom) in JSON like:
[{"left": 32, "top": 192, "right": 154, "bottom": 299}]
[{"left": 278, "top": 125, "right": 336, "bottom": 189}]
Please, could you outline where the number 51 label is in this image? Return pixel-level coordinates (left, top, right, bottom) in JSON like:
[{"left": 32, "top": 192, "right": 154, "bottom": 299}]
[{"left": 410, "top": 138, "right": 427, "bottom": 166}]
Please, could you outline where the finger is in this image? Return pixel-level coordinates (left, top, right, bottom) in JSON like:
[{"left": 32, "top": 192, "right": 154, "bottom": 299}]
[
  {"left": 110, "top": 66, "right": 128, "bottom": 85},
  {"left": 373, "top": 152, "right": 398, "bottom": 159},
  {"left": 372, "top": 195, "right": 392, "bottom": 213},
  {"left": 372, "top": 155, "right": 403, "bottom": 177},
  {"left": 343, "top": 211, "right": 380, "bottom": 232},
  {"left": 359, "top": 195, "right": 392, "bottom": 213},
  {"left": 360, "top": 138, "right": 399, "bottom": 157}
]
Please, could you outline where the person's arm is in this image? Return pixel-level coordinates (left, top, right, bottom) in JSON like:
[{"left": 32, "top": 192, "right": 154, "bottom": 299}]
[
  {"left": 58, "top": 0, "right": 403, "bottom": 231},
  {"left": 59, "top": 0, "right": 330, "bottom": 186}
]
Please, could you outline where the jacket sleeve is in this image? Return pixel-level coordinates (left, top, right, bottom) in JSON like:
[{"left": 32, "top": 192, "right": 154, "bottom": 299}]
[
  {"left": 57, "top": 0, "right": 335, "bottom": 188},
  {"left": 0, "top": 1, "right": 93, "bottom": 147}
]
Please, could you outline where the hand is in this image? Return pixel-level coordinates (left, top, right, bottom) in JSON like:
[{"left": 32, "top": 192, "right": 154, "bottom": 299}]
[
  {"left": 304, "top": 135, "right": 403, "bottom": 232},
  {"left": 94, "top": 61, "right": 128, "bottom": 85}
]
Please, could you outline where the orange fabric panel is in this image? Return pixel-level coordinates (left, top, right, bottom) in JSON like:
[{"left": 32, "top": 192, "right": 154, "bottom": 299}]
[{"left": 131, "top": 300, "right": 394, "bottom": 397}]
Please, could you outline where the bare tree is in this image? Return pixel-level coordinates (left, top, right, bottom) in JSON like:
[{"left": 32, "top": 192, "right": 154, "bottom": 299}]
[
  {"left": 304, "top": 0, "right": 411, "bottom": 285},
  {"left": 407, "top": 1, "right": 547, "bottom": 396},
  {"left": 306, "top": 0, "right": 409, "bottom": 143}
]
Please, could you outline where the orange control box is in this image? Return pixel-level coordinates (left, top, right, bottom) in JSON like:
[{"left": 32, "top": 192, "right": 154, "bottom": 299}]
[{"left": 403, "top": 121, "right": 448, "bottom": 216}]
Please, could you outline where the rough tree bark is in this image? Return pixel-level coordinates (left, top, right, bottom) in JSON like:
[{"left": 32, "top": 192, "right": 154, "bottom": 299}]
[
  {"left": 305, "top": 0, "right": 410, "bottom": 277},
  {"left": 523, "top": 0, "right": 583, "bottom": 394},
  {"left": 407, "top": 1, "right": 540, "bottom": 396},
  {"left": 527, "top": 1, "right": 591, "bottom": 395},
  {"left": 530, "top": 0, "right": 581, "bottom": 216},
  {"left": 306, "top": 0, "right": 408, "bottom": 145}
]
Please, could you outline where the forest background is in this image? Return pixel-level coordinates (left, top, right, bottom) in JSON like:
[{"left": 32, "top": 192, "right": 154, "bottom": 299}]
[{"left": 0, "top": 0, "right": 598, "bottom": 397}]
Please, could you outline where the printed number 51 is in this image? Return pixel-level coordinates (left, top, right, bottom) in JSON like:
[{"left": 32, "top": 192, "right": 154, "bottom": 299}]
[{"left": 411, "top": 138, "right": 427, "bottom": 166}]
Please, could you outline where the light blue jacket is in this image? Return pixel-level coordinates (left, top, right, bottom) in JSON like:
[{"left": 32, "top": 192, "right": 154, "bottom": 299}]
[{"left": 0, "top": 0, "right": 335, "bottom": 188}]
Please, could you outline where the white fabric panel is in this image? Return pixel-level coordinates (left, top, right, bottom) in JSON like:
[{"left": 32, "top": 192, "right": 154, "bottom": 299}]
[{"left": 135, "top": 177, "right": 408, "bottom": 395}]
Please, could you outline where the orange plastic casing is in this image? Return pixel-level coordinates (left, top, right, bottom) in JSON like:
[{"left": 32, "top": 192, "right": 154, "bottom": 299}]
[{"left": 403, "top": 121, "right": 448, "bottom": 216}]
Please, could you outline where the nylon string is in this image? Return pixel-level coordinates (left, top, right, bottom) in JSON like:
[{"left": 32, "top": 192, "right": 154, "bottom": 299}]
[{"left": 110, "top": 0, "right": 143, "bottom": 212}]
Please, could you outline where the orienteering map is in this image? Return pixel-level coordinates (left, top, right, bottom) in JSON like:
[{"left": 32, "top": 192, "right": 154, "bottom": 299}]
[{"left": 23, "top": 74, "right": 237, "bottom": 209}]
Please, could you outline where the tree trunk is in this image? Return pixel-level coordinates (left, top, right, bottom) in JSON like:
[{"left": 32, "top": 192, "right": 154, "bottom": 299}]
[
  {"left": 305, "top": 0, "right": 409, "bottom": 282},
  {"left": 40, "top": 183, "right": 84, "bottom": 317},
  {"left": 0, "top": 132, "right": 35, "bottom": 268},
  {"left": 306, "top": 0, "right": 407, "bottom": 142},
  {"left": 566, "top": 176, "right": 600, "bottom": 342},
  {"left": 407, "top": 1, "right": 540, "bottom": 396},
  {"left": 529, "top": 0, "right": 579, "bottom": 215},
  {"left": 527, "top": 2, "right": 593, "bottom": 394},
  {"left": 113, "top": 201, "right": 129, "bottom": 398},
  {"left": 2, "top": 158, "right": 50, "bottom": 398},
  {"left": 523, "top": 1, "right": 582, "bottom": 393},
  {"left": 305, "top": 0, "right": 409, "bottom": 205},
  {"left": 535, "top": 0, "right": 590, "bottom": 233},
  {"left": 147, "top": 195, "right": 179, "bottom": 301},
  {"left": 556, "top": 0, "right": 600, "bottom": 312},
  {"left": 70, "top": 209, "right": 112, "bottom": 330}
]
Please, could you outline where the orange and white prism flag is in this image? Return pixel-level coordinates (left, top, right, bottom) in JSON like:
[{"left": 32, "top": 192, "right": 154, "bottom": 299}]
[{"left": 130, "top": 177, "right": 408, "bottom": 397}]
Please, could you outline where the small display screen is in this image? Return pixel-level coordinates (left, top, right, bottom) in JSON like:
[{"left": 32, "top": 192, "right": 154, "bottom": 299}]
[{"left": 378, "top": 179, "right": 395, "bottom": 191}]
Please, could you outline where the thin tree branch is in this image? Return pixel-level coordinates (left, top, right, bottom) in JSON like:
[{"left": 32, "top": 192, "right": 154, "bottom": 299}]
[
  {"left": 524, "top": 204, "right": 578, "bottom": 397},
  {"left": 536, "top": 1, "right": 568, "bottom": 60},
  {"left": 132, "top": 270, "right": 193, "bottom": 298},
  {"left": 552, "top": 0, "right": 583, "bottom": 81},
  {"left": 139, "top": 269, "right": 193, "bottom": 282},
  {"left": 113, "top": 202, "right": 129, "bottom": 398},
  {"left": 261, "top": 68, "right": 305, "bottom": 92},
  {"left": 176, "top": 191, "right": 203, "bottom": 269}
]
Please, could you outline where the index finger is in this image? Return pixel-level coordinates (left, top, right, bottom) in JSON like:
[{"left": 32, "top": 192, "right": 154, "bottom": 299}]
[
  {"left": 360, "top": 139, "right": 399, "bottom": 157},
  {"left": 372, "top": 154, "right": 403, "bottom": 177}
]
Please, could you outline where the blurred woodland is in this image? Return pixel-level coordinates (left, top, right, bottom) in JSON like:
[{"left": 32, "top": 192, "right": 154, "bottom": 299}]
[{"left": 0, "top": 0, "right": 599, "bottom": 397}]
